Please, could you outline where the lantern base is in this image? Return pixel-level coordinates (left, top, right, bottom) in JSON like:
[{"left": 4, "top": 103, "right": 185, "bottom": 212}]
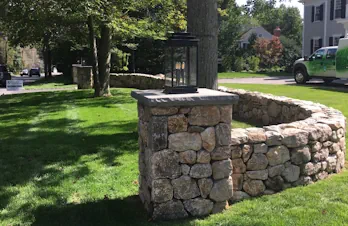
[{"left": 164, "top": 86, "right": 198, "bottom": 94}]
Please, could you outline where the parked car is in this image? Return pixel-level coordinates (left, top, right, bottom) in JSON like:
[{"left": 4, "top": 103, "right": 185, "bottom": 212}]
[
  {"left": 20, "top": 69, "right": 29, "bottom": 76},
  {"left": 0, "top": 65, "right": 11, "bottom": 87},
  {"left": 29, "top": 68, "right": 40, "bottom": 77},
  {"left": 293, "top": 37, "right": 348, "bottom": 84}
]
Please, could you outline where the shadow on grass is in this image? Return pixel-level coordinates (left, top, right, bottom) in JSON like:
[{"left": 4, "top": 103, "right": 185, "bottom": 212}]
[
  {"left": 25, "top": 75, "right": 73, "bottom": 87},
  {"left": 0, "top": 89, "right": 141, "bottom": 224},
  {"left": 32, "top": 195, "right": 198, "bottom": 226},
  {"left": 292, "top": 82, "right": 348, "bottom": 94},
  {"left": 32, "top": 195, "right": 149, "bottom": 226}
]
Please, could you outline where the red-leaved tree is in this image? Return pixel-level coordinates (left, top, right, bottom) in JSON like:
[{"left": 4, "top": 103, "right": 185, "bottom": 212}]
[{"left": 254, "top": 37, "right": 283, "bottom": 68}]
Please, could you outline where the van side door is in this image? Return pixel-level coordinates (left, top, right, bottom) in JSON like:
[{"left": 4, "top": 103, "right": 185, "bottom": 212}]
[
  {"left": 323, "top": 48, "right": 337, "bottom": 77},
  {"left": 307, "top": 49, "right": 326, "bottom": 76}
]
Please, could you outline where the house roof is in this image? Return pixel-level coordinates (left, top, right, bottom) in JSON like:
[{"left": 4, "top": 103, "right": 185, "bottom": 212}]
[{"left": 239, "top": 26, "right": 273, "bottom": 42}]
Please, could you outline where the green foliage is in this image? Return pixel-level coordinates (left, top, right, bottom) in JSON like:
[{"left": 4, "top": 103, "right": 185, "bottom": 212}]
[
  {"left": 245, "top": 0, "right": 302, "bottom": 45},
  {"left": 0, "top": 37, "right": 22, "bottom": 72},
  {"left": 234, "top": 57, "right": 245, "bottom": 72},
  {"left": 279, "top": 36, "right": 302, "bottom": 72},
  {"left": 111, "top": 48, "right": 130, "bottom": 72},
  {"left": 127, "top": 39, "right": 166, "bottom": 74},
  {"left": 219, "top": 0, "right": 247, "bottom": 71},
  {"left": 246, "top": 56, "right": 260, "bottom": 71},
  {"left": 336, "top": 47, "right": 348, "bottom": 72}
]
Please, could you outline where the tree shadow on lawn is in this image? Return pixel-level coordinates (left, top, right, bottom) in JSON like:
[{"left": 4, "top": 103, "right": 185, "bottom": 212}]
[
  {"left": 25, "top": 75, "right": 73, "bottom": 87},
  {"left": 32, "top": 195, "right": 196, "bottom": 226},
  {"left": 0, "top": 89, "right": 140, "bottom": 223},
  {"left": 286, "top": 81, "right": 348, "bottom": 94},
  {"left": 0, "top": 121, "right": 139, "bottom": 222}
]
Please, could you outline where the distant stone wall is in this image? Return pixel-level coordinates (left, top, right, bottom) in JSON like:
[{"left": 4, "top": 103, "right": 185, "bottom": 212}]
[
  {"left": 220, "top": 87, "right": 346, "bottom": 203},
  {"left": 110, "top": 73, "right": 165, "bottom": 90}
]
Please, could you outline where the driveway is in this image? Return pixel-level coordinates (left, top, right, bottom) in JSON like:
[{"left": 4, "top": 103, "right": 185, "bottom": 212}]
[{"left": 219, "top": 76, "right": 348, "bottom": 85}]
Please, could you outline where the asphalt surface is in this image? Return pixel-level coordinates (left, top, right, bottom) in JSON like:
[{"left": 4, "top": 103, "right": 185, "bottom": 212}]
[
  {"left": 0, "top": 73, "right": 76, "bottom": 96},
  {"left": 2, "top": 75, "right": 348, "bottom": 96},
  {"left": 218, "top": 76, "right": 348, "bottom": 85}
]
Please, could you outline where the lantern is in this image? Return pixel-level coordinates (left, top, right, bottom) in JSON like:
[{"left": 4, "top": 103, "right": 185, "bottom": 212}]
[{"left": 164, "top": 32, "right": 199, "bottom": 94}]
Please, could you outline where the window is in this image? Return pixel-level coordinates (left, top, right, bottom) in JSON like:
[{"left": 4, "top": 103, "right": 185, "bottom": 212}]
[
  {"left": 315, "top": 6, "right": 322, "bottom": 21},
  {"left": 313, "top": 39, "right": 322, "bottom": 52},
  {"left": 335, "top": 0, "right": 342, "bottom": 18},
  {"left": 242, "top": 43, "right": 248, "bottom": 49},
  {"left": 312, "top": 49, "right": 325, "bottom": 60},
  {"left": 327, "top": 49, "right": 337, "bottom": 59},
  {"left": 312, "top": 4, "right": 324, "bottom": 22},
  {"left": 334, "top": 36, "right": 341, "bottom": 45},
  {"left": 258, "top": 34, "right": 262, "bottom": 37}
]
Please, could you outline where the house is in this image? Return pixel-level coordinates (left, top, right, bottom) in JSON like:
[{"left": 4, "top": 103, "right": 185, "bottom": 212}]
[
  {"left": 302, "top": 0, "right": 348, "bottom": 56},
  {"left": 238, "top": 26, "right": 274, "bottom": 49}
]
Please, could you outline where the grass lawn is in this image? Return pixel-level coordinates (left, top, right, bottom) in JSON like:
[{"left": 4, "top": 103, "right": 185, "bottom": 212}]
[
  {"left": 218, "top": 71, "right": 291, "bottom": 79},
  {"left": 1, "top": 85, "right": 348, "bottom": 225},
  {"left": 24, "top": 75, "right": 77, "bottom": 90}
]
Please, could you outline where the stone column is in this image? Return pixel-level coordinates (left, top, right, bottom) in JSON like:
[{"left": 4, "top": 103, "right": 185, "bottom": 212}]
[{"left": 131, "top": 89, "right": 239, "bottom": 220}]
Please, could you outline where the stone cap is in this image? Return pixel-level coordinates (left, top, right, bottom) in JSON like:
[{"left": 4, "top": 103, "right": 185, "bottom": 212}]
[{"left": 131, "top": 88, "right": 239, "bottom": 107}]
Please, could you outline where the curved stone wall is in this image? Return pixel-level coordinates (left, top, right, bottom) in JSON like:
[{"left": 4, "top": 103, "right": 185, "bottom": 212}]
[
  {"left": 110, "top": 73, "right": 165, "bottom": 90},
  {"left": 220, "top": 87, "right": 346, "bottom": 202}
]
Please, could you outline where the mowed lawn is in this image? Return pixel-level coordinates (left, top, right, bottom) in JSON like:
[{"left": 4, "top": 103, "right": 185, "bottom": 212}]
[
  {"left": 0, "top": 85, "right": 348, "bottom": 225},
  {"left": 25, "top": 75, "right": 77, "bottom": 90},
  {"left": 218, "top": 71, "right": 291, "bottom": 79}
]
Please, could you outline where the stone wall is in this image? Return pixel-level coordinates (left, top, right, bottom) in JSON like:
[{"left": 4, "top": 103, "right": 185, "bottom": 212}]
[
  {"left": 137, "top": 104, "right": 234, "bottom": 220},
  {"left": 134, "top": 87, "right": 346, "bottom": 220},
  {"left": 110, "top": 73, "right": 165, "bottom": 90},
  {"left": 219, "top": 87, "right": 346, "bottom": 202}
]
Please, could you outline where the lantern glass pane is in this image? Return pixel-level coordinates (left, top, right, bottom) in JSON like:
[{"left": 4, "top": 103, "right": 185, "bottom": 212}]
[
  {"left": 174, "top": 47, "right": 186, "bottom": 87},
  {"left": 164, "top": 48, "right": 173, "bottom": 87},
  {"left": 189, "top": 46, "right": 197, "bottom": 87}
]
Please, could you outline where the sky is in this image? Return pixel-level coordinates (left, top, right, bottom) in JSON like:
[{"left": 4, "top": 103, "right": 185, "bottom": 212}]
[{"left": 236, "top": 0, "right": 304, "bottom": 18}]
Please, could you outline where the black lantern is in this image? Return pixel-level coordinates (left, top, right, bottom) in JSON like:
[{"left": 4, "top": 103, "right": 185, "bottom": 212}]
[{"left": 164, "top": 32, "right": 199, "bottom": 94}]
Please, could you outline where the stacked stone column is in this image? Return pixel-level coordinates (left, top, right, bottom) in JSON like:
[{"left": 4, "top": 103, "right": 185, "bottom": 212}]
[{"left": 133, "top": 89, "right": 239, "bottom": 220}]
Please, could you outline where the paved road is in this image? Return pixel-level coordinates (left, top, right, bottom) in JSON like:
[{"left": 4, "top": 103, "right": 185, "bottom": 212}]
[
  {"left": 0, "top": 73, "right": 75, "bottom": 96},
  {"left": 219, "top": 76, "right": 348, "bottom": 85}
]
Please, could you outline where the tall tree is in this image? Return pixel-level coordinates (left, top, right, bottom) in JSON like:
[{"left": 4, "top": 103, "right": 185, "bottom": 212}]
[
  {"left": 77, "top": 0, "right": 186, "bottom": 96},
  {"left": 245, "top": 0, "right": 302, "bottom": 45},
  {"left": 0, "top": 0, "right": 84, "bottom": 78},
  {"left": 187, "top": 0, "right": 218, "bottom": 90},
  {"left": 219, "top": 0, "right": 251, "bottom": 70}
]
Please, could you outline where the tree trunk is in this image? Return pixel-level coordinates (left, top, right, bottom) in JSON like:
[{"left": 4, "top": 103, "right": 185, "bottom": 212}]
[
  {"left": 43, "top": 35, "right": 50, "bottom": 78},
  {"left": 87, "top": 16, "right": 101, "bottom": 96},
  {"left": 47, "top": 45, "right": 52, "bottom": 77},
  {"left": 43, "top": 48, "right": 48, "bottom": 78},
  {"left": 187, "top": 0, "right": 218, "bottom": 89},
  {"left": 96, "top": 23, "right": 112, "bottom": 97}
]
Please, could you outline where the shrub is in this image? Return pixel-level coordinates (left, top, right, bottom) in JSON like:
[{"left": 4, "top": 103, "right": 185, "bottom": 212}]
[
  {"left": 234, "top": 57, "right": 245, "bottom": 72},
  {"left": 254, "top": 37, "right": 283, "bottom": 69},
  {"left": 246, "top": 56, "right": 260, "bottom": 71},
  {"left": 279, "top": 36, "right": 301, "bottom": 72}
]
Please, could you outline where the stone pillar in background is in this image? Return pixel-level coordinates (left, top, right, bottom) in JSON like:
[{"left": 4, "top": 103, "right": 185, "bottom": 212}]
[
  {"left": 131, "top": 89, "right": 239, "bottom": 220},
  {"left": 71, "top": 65, "right": 94, "bottom": 89}
]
